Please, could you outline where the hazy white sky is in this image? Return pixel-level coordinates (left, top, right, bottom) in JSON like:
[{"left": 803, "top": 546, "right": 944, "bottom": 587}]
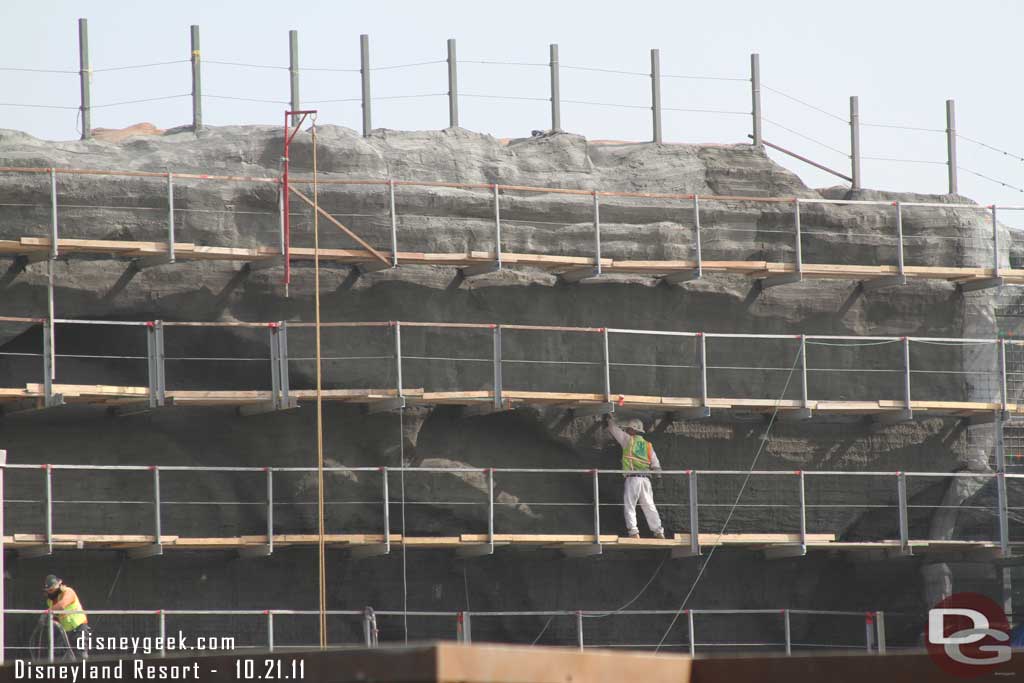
[{"left": 2, "top": 0, "right": 1022, "bottom": 217}]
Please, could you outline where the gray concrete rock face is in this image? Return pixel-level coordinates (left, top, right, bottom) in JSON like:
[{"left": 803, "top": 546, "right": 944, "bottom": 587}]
[{"left": 0, "top": 125, "right": 1011, "bottom": 651}]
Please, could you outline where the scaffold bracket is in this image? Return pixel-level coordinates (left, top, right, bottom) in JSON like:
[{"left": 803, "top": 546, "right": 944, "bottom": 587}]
[
  {"left": 661, "top": 268, "right": 702, "bottom": 285},
  {"left": 759, "top": 273, "right": 803, "bottom": 289},
  {"left": 238, "top": 544, "right": 273, "bottom": 559},
  {"left": 559, "top": 267, "right": 599, "bottom": 284},
  {"left": 127, "top": 543, "right": 163, "bottom": 560},
  {"left": 460, "top": 262, "right": 501, "bottom": 278},
  {"left": 872, "top": 409, "right": 913, "bottom": 426},
  {"left": 860, "top": 275, "right": 906, "bottom": 292},
  {"left": 571, "top": 403, "right": 615, "bottom": 417},
  {"left": 959, "top": 277, "right": 1004, "bottom": 293},
  {"left": 238, "top": 397, "right": 300, "bottom": 417},
  {"left": 777, "top": 408, "right": 813, "bottom": 422},
  {"left": 18, "top": 544, "right": 53, "bottom": 559},
  {"left": 132, "top": 254, "right": 175, "bottom": 271},
  {"left": 560, "top": 544, "right": 602, "bottom": 558},
  {"left": 351, "top": 544, "right": 391, "bottom": 559},
  {"left": 763, "top": 544, "right": 807, "bottom": 560},
  {"left": 364, "top": 397, "right": 406, "bottom": 415},
  {"left": 1, "top": 395, "right": 65, "bottom": 416}
]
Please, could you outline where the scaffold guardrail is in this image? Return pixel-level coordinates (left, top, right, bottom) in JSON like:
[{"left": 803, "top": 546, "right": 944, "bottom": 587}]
[
  {"left": 3, "top": 606, "right": 899, "bottom": 662},
  {"left": 0, "top": 316, "right": 1018, "bottom": 421},
  {"left": 2, "top": 463, "right": 1017, "bottom": 559}
]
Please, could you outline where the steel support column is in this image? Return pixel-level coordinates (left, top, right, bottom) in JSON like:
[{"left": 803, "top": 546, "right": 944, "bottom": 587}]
[
  {"left": 897, "top": 472, "right": 911, "bottom": 556},
  {"left": 360, "top": 35, "right": 372, "bottom": 136},
  {"left": 550, "top": 45, "right": 561, "bottom": 131},
  {"left": 760, "top": 200, "right": 802, "bottom": 288},
  {"left": 650, "top": 49, "right": 662, "bottom": 144},
  {"left": 750, "top": 54, "right": 762, "bottom": 146},
  {"left": 850, "top": 96, "right": 861, "bottom": 190},
  {"left": 946, "top": 100, "right": 958, "bottom": 195},
  {"left": 663, "top": 195, "right": 702, "bottom": 284},
  {"left": 447, "top": 39, "right": 458, "bottom": 128},
  {"left": 190, "top": 26, "right": 202, "bottom": 131},
  {"left": 78, "top": 19, "right": 91, "bottom": 139},
  {"left": 288, "top": 31, "right": 299, "bottom": 124}
]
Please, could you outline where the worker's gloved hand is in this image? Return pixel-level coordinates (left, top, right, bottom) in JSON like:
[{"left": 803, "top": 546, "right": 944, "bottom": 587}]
[
  {"left": 652, "top": 468, "right": 663, "bottom": 482},
  {"left": 601, "top": 414, "right": 611, "bottom": 426}
]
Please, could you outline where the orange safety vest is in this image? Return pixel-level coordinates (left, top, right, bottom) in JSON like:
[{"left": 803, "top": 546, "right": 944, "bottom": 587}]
[{"left": 621, "top": 435, "right": 652, "bottom": 472}]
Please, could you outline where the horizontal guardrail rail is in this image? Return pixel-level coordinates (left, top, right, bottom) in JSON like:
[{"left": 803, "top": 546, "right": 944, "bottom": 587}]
[{"left": 4, "top": 606, "right": 900, "bottom": 662}]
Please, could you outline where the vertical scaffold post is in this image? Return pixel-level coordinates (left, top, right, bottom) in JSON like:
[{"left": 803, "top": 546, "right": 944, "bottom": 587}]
[
  {"left": 190, "top": 25, "right": 202, "bottom": 131},
  {"left": 278, "top": 187, "right": 286, "bottom": 256},
  {"left": 360, "top": 34, "right": 372, "bottom": 137},
  {"left": 794, "top": 200, "right": 803, "bottom": 278},
  {"left": 783, "top": 610, "right": 792, "bottom": 655},
  {"left": 381, "top": 467, "right": 391, "bottom": 554},
  {"left": 897, "top": 472, "right": 910, "bottom": 555},
  {"left": 78, "top": 18, "right": 91, "bottom": 140},
  {"left": 278, "top": 322, "right": 290, "bottom": 406},
  {"left": 688, "top": 470, "right": 700, "bottom": 556},
  {"left": 388, "top": 179, "right": 398, "bottom": 268},
  {"left": 692, "top": 195, "right": 703, "bottom": 278},
  {"left": 549, "top": 44, "right": 561, "bottom": 132},
  {"left": 650, "top": 49, "right": 662, "bottom": 144},
  {"left": 850, "top": 96, "right": 861, "bottom": 190},
  {"left": 152, "top": 466, "right": 163, "bottom": 555},
  {"left": 946, "top": 100, "right": 958, "bottom": 195},
  {"left": 875, "top": 611, "right": 887, "bottom": 654},
  {"left": 576, "top": 611, "right": 584, "bottom": 651},
  {"left": 269, "top": 324, "right": 282, "bottom": 410},
  {"left": 47, "top": 608, "right": 54, "bottom": 661},
  {"left": 687, "top": 611, "right": 696, "bottom": 656},
  {"left": 394, "top": 322, "right": 404, "bottom": 400},
  {"left": 591, "top": 470, "right": 601, "bottom": 547},
  {"left": 750, "top": 54, "right": 762, "bottom": 146},
  {"left": 147, "top": 321, "right": 167, "bottom": 408},
  {"left": 593, "top": 191, "right": 601, "bottom": 275},
  {"left": 267, "top": 612, "right": 275, "bottom": 652},
  {"left": 43, "top": 464, "right": 53, "bottom": 556},
  {"left": 494, "top": 184, "right": 502, "bottom": 270},
  {"left": 901, "top": 337, "right": 912, "bottom": 418},
  {"left": 166, "top": 173, "right": 176, "bottom": 263},
  {"left": 487, "top": 468, "right": 495, "bottom": 555},
  {"left": 797, "top": 471, "right": 807, "bottom": 552},
  {"left": 992, "top": 205, "right": 1001, "bottom": 280},
  {"left": 697, "top": 334, "right": 708, "bottom": 411},
  {"left": 48, "top": 168, "right": 58, "bottom": 387},
  {"left": 492, "top": 325, "right": 503, "bottom": 409},
  {"left": 266, "top": 468, "right": 275, "bottom": 555},
  {"left": 799, "top": 335, "right": 809, "bottom": 416},
  {"left": 895, "top": 201, "right": 905, "bottom": 279},
  {"left": 1000, "top": 339, "right": 1009, "bottom": 415},
  {"left": 997, "top": 411, "right": 1010, "bottom": 557},
  {"left": 865, "top": 613, "right": 875, "bottom": 652},
  {"left": 43, "top": 323, "right": 54, "bottom": 405},
  {"left": 447, "top": 39, "right": 459, "bottom": 129},
  {"left": 602, "top": 328, "right": 612, "bottom": 404},
  {"left": 457, "top": 612, "right": 473, "bottom": 643},
  {"left": 158, "top": 611, "right": 166, "bottom": 656},
  {"left": 288, "top": 31, "right": 299, "bottom": 125}
]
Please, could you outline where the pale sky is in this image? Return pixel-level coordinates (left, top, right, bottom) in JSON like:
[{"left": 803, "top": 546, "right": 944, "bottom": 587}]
[{"left": 2, "top": 0, "right": 1022, "bottom": 222}]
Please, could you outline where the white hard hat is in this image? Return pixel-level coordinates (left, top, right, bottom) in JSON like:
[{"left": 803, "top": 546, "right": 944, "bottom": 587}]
[{"left": 625, "top": 418, "right": 645, "bottom": 433}]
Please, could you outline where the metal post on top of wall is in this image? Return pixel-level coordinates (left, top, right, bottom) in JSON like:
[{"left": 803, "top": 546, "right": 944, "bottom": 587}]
[
  {"left": 750, "top": 53, "right": 762, "bottom": 146},
  {"left": 360, "top": 34, "right": 372, "bottom": 137},
  {"left": 946, "top": 99, "right": 958, "bottom": 195},
  {"left": 850, "top": 96, "right": 861, "bottom": 190},
  {"left": 550, "top": 44, "right": 561, "bottom": 132},
  {"left": 78, "top": 18, "right": 91, "bottom": 140},
  {"left": 288, "top": 30, "right": 300, "bottom": 125},
  {"left": 650, "top": 49, "right": 662, "bottom": 144},
  {"left": 447, "top": 38, "right": 459, "bottom": 129},
  {"left": 190, "top": 25, "right": 202, "bottom": 131}
]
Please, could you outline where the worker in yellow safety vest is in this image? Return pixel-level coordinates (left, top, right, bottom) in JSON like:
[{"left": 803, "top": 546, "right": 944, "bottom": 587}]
[
  {"left": 604, "top": 416, "right": 666, "bottom": 539},
  {"left": 44, "top": 574, "right": 90, "bottom": 657}
]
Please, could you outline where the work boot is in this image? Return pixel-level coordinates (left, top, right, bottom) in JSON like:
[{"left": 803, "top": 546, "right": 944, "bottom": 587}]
[
  {"left": 628, "top": 531, "right": 640, "bottom": 539},
  {"left": 653, "top": 530, "right": 666, "bottom": 540}
]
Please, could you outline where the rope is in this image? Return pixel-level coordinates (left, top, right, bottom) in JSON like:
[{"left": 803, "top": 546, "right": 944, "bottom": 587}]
[
  {"left": 371, "top": 59, "right": 446, "bottom": 71},
  {"left": 399, "top": 408, "right": 409, "bottom": 644},
  {"left": 92, "top": 60, "right": 188, "bottom": 73},
  {"left": 562, "top": 65, "right": 647, "bottom": 77},
  {"left": 861, "top": 156, "right": 946, "bottom": 166},
  {"left": 663, "top": 73, "right": 748, "bottom": 83},
  {"left": 0, "top": 66, "right": 77, "bottom": 74},
  {"left": 91, "top": 94, "right": 190, "bottom": 109},
  {"left": 860, "top": 122, "right": 944, "bottom": 133},
  {"left": 957, "top": 134, "right": 1024, "bottom": 164},
  {"left": 762, "top": 118, "right": 849, "bottom": 157},
  {"left": 958, "top": 167, "right": 1024, "bottom": 194},
  {"left": 655, "top": 345, "right": 803, "bottom": 653},
  {"left": 458, "top": 59, "right": 547, "bottom": 68},
  {"left": 761, "top": 85, "right": 847, "bottom": 123},
  {"left": 312, "top": 117, "right": 328, "bottom": 650},
  {"left": 205, "top": 59, "right": 287, "bottom": 70},
  {"left": 204, "top": 94, "right": 290, "bottom": 105}
]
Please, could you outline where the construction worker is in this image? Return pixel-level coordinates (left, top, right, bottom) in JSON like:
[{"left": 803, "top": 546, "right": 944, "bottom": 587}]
[
  {"left": 603, "top": 415, "right": 666, "bottom": 539},
  {"left": 44, "top": 575, "right": 90, "bottom": 658}
]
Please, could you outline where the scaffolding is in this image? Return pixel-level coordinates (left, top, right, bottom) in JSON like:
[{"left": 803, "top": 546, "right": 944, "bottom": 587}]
[
  {"left": 4, "top": 606, "right": 897, "bottom": 661},
  {"left": 0, "top": 316, "right": 1014, "bottom": 421},
  {"left": 0, "top": 167, "right": 1019, "bottom": 291},
  {"left": 2, "top": 463, "right": 1016, "bottom": 560}
]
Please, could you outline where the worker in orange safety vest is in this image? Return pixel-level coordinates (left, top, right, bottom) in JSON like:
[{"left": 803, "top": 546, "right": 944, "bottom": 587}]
[{"left": 604, "top": 416, "right": 666, "bottom": 539}]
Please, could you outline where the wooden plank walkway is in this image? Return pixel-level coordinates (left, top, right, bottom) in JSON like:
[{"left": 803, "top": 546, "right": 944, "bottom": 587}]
[
  {"left": 1, "top": 236, "right": 1019, "bottom": 286},
  {"left": 0, "top": 383, "right": 1014, "bottom": 418},
  {"left": 3, "top": 532, "right": 1003, "bottom": 555}
]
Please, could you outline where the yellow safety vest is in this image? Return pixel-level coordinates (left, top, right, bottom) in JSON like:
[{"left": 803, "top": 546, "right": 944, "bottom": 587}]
[
  {"left": 48, "top": 588, "right": 87, "bottom": 632},
  {"left": 622, "top": 435, "right": 652, "bottom": 472}
]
